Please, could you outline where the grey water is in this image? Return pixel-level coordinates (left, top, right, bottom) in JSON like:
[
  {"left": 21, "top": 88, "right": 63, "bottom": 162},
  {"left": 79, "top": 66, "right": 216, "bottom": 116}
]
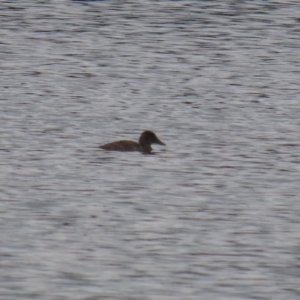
[{"left": 1, "top": 1, "right": 300, "bottom": 299}]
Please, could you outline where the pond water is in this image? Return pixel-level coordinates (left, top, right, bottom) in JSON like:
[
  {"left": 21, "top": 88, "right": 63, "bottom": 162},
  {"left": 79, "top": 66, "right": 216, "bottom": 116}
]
[{"left": 1, "top": 1, "right": 300, "bottom": 299}]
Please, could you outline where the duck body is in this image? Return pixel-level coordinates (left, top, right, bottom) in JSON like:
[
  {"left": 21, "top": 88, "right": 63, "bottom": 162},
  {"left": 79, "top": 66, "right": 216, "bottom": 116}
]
[
  {"left": 100, "top": 140, "right": 146, "bottom": 152},
  {"left": 100, "top": 130, "right": 165, "bottom": 153}
]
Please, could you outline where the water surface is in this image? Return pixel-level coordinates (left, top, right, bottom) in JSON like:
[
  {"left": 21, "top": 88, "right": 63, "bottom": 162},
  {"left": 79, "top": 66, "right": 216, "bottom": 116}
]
[{"left": 1, "top": 1, "right": 300, "bottom": 299}]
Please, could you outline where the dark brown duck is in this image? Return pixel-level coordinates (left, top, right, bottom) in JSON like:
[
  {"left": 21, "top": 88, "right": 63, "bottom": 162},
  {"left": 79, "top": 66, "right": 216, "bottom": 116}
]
[{"left": 100, "top": 130, "right": 165, "bottom": 153}]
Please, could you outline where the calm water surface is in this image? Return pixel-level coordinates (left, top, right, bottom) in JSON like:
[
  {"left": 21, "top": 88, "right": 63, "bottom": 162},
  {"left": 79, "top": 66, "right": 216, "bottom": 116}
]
[{"left": 1, "top": 1, "right": 300, "bottom": 299}]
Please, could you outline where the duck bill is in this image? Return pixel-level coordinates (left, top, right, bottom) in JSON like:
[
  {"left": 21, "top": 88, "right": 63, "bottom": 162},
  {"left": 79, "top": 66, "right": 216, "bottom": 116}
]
[{"left": 155, "top": 138, "right": 166, "bottom": 146}]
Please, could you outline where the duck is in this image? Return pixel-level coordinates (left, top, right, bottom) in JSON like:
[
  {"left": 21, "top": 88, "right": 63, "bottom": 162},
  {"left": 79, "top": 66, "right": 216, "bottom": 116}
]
[{"left": 100, "top": 130, "right": 165, "bottom": 153}]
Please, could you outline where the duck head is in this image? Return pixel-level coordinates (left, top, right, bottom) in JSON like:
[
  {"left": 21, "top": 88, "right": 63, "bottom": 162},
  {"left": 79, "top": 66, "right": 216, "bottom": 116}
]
[{"left": 139, "top": 130, "right": 166, "bottom": 148}]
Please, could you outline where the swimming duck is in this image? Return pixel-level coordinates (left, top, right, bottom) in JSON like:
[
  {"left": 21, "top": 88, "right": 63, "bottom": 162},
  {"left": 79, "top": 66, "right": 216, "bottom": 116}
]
[{"left": 100, "top": 130, "right": 165, "bottom": 153}]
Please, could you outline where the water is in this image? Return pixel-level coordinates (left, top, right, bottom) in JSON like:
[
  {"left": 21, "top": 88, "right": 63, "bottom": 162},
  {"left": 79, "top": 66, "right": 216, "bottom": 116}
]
[{"left": 1, "top": 1, "right": 300, "bottom": 299}]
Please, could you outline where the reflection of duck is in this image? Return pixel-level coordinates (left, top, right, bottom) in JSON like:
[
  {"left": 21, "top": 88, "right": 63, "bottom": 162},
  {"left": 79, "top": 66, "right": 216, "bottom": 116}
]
[{"left": 100, "top": 130, "right": 165, "bottom": 153}]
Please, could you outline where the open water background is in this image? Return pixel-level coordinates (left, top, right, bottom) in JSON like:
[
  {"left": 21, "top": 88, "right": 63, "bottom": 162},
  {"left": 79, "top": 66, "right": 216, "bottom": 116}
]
[{"left": 1, "top": 1, "right": 300, "bottom": 299}]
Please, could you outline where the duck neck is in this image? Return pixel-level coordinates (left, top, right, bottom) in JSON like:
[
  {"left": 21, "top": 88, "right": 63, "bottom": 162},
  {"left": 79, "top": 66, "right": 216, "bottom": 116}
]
[
  {"left": 139, "top": 137, "right": 152, "bottom": 152},
  {"left": 141, "top": 145, "right": 152, "bottom": 153}
]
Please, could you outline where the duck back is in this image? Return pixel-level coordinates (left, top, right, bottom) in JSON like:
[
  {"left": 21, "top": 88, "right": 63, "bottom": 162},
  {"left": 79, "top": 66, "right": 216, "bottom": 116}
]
[{"left": 100, "top": 140, "right": 141, "bottom": 152}]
